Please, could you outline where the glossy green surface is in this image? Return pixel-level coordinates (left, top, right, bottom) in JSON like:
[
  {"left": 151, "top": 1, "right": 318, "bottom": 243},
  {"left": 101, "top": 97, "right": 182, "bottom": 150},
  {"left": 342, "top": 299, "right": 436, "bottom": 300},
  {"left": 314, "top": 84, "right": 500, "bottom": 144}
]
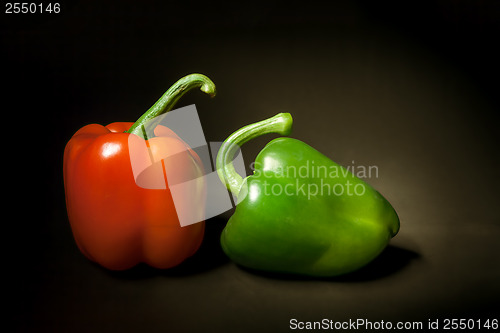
[{"left": 218, "top": 114, "right": 399, "bottom": 277}]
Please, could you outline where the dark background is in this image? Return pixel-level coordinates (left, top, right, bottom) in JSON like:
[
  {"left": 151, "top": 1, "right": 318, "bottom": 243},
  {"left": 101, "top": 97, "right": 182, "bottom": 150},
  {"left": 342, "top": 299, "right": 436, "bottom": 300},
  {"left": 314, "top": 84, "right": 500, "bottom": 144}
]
[{"left": 3, "top": 0, "right": 499, "bottom": 332}]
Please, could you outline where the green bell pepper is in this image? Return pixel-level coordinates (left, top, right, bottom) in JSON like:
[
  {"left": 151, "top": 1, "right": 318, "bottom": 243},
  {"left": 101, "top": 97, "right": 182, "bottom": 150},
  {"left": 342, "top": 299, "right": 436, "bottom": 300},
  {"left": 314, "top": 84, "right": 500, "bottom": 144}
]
[{"left": 216, "top": 113, "right": 400, "bottom": 277}]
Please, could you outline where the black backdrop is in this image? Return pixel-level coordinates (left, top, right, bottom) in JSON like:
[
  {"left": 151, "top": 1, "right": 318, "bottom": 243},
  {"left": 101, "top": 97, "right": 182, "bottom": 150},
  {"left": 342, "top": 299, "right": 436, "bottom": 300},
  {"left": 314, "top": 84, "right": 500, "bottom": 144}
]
[{"left": 3, "top": 1, "right": 499, "bottom": 332}]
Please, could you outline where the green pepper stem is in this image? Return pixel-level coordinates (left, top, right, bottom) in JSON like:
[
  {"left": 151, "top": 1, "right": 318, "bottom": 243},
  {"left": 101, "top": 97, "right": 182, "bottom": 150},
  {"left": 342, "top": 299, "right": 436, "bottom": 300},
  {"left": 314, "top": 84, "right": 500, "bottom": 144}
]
[
  {"left": 216, "top": 113, "right": 293, "bottom": 196},
  {"left": 126, "top": 74, "right": 216, "bottom": 137}
]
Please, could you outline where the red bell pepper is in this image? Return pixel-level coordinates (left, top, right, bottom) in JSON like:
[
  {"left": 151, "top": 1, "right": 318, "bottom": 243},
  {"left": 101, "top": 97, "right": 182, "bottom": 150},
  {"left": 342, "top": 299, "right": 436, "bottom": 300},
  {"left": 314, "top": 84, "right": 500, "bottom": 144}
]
[{"left": 63, "top": 74, "right": 216, "bottom": 270}]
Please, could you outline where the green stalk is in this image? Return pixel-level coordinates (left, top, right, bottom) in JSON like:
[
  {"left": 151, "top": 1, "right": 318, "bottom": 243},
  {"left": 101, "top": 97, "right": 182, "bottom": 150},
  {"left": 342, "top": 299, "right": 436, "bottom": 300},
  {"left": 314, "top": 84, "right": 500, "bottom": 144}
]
[
  {"left": 216, "top": 113, "right": 293, "bottom": 196},
  {"left": 126, "top": 74, "right": 216, "bottom": 137}
]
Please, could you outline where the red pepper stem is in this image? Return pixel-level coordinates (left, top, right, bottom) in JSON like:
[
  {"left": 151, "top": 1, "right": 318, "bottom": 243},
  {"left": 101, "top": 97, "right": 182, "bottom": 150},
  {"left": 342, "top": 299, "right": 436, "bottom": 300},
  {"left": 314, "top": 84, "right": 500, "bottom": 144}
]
[
  {"left": 126, "top": 74, "right": 216, "bottom": 137},
  {"left": 216, "top": 113, "right": 293, "bottom": 196}
]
